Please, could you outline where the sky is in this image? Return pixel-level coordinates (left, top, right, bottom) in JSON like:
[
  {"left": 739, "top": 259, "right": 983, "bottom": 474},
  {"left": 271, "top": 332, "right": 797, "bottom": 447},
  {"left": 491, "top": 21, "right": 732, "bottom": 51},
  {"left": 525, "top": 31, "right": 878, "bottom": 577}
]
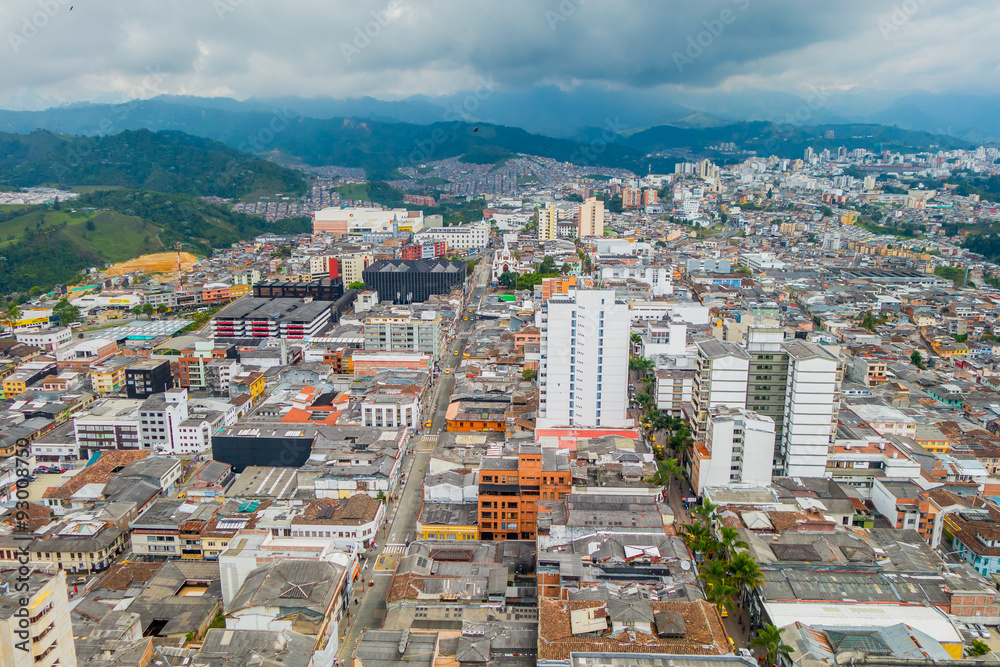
[{"left": 1, "top": 0, "right": 998, "bottom": 110}]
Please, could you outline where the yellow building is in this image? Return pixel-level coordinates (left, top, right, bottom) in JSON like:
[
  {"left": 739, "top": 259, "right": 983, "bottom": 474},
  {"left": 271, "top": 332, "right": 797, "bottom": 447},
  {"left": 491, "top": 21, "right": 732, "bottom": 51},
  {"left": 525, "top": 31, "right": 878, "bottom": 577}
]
[
  {"left": 416, "top": 503, "right": 479, "bottom": 541},
  {"left": 915, "top": 425, "right": 950, "bottom": 454},
  {"left": 90, "top": 360, "right": 131, "bottom": 394},
  {"left": 841, "top": 211, "right": 859, "bottom": 225},
  {"left": 229, "top": 284, "right": 251, "bottom": 298}
]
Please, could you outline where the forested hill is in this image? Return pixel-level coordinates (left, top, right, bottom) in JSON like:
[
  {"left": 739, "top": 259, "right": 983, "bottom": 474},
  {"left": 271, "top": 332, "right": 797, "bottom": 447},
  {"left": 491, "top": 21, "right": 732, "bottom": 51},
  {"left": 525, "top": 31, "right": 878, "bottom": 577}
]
[{"left": 0, "top": 129, "right": 307, "bottom": 198}]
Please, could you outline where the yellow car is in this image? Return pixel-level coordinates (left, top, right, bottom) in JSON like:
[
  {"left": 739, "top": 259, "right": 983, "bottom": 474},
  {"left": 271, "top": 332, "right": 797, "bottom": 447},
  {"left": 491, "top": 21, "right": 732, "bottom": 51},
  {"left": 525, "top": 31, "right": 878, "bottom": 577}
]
[
  {"left": 425, "top": 420, "right": 432, "bottom": 427},
  {"left": 720, "top": 607, "right": 729, "bottom": 618},
  {"left": 464, "top": 317, "right": 468, "bottom": 321},
  {"left": 454, "top": 351, "right": 459, "bottom": 356},
  {"left": 444, "top": 369, "right": 451, "bottom": 374}
]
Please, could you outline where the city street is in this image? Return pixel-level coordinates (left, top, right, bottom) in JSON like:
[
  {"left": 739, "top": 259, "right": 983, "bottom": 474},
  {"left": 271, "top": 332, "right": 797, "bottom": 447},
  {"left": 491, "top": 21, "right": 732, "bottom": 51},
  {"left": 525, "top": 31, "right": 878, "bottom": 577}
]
[{"left": 335, "top": 257, "right": 488, "bottom": 660}]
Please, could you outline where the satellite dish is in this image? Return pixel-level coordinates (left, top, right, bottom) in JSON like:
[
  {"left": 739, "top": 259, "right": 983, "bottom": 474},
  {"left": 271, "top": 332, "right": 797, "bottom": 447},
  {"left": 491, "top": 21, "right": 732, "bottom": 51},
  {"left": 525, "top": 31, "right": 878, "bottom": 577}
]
[{"left": 680, "top": 560, "right": 691, "bottom": 571}]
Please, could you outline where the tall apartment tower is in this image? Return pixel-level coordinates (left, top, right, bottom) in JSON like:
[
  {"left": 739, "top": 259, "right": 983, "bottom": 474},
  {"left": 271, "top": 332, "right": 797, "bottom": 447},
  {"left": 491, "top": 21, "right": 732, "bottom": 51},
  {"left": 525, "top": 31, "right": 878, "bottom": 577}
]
[
  {"left": 745, "top": 327, "right": 791, "bottom": 471},
  {"left": 0, "top": 567, "right": 77, "bottom": 667},
  {"left": 578, "top": 197, "right": 604, "bottom": 237},
  {"left": 537, "top": 289, "right": 630, "bottom": 429},
  {"left": 538, "top": 203, "right": 558, "bottom": 242},
  {"left": 692, "top": 339, "right": 751, "bottom": 440},
  {"left": 780, "top": 340, "right": 841, "bottom": 477}
]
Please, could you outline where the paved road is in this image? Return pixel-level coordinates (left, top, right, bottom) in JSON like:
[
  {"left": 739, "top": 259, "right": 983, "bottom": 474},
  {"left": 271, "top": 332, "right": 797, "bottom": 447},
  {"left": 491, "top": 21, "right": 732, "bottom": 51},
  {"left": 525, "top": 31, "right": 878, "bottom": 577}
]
[{"left": 335, "top": 259, "right": 488, "bottom": 660}]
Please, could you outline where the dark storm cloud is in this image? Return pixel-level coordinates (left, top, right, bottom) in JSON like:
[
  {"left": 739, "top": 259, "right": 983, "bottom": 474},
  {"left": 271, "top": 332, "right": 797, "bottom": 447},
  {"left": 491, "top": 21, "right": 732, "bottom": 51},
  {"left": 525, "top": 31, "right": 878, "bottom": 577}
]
[{"left": 0, "top": 0, "right": 994, "bottom": 108}]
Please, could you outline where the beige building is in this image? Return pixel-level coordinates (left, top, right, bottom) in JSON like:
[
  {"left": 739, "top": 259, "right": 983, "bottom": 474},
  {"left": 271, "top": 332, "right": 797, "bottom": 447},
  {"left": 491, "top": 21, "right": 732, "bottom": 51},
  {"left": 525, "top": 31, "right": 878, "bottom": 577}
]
[
  {"left": 338, "top": 253, "right": 374, "bottom": 286},
  {"left": 0, "top": 567, "right": 77, "bottom": 667},
  {"left": 578, "top": 197, "right": 604, "bottom": 237},
  {"left": 537, "top": 202, "right": 557, "bottom": 242}
]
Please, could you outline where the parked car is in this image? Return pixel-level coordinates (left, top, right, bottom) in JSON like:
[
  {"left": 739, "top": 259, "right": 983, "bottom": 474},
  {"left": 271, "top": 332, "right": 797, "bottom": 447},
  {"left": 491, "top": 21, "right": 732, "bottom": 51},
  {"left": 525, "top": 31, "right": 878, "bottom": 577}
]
[
  {"left": 976, "top": 624, "right": 991, "bottom": 639},
  {"left": 966, "top": 624, "right": 981, "bottom": 638}
]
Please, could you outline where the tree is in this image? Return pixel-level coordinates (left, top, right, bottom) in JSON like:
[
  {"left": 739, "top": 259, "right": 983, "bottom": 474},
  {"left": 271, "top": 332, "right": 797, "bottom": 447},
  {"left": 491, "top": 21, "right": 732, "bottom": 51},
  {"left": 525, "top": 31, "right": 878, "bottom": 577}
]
[
  {"left": 85, "top": 219, "right": 95, "bottom": 231},
  {"left": 647, "top": 458, "right": 684, "bottom": 487},
  {"left": 967, "top": 639, "right": 991, "bottom": 657},
  {"left": 750, "top": 624, "right": 794, "bottom": 667},
  {"left": 348, "top": 281, "right": 366, "bottom": 290},
  {"left": 727, "top": 552, "right": 764, "bottom": 594},
  {"left": 718, "top": 526, "right": 748, "bottom": 557},
  {"left": 629, "top": 356, "right": 655, "bottom": 376},
  {"left": 52, "top": 299, "right": 81, "bottom": 324},
  {"left": 499, "top": 271, "right": 518, "bottom": 289},
  {"left": 139, "top": 303, "right": 155, "bottom": 318},
  {"left": 704, "top": 578, "right": 738, "bottom": 616},
  {"left": 156, "top": 304, "right": 169, "bottom": 314},
  {"left": 910, "top": 350, "right": 926, "bottom": 370},
  {"left": 820, "top": 205, "right": 833, "bottom": 217},
  {"left": 3, "top": 303, "right": 22, "bottom": 332},
  {"left": 521, "top": 368, "right": 538, "bottom": 381},
  {"left": 561, "top": 262, "right": 572, "bottom": 274},
  {"left": 539, "top": 256, "right": 557, "bottom": 274}
]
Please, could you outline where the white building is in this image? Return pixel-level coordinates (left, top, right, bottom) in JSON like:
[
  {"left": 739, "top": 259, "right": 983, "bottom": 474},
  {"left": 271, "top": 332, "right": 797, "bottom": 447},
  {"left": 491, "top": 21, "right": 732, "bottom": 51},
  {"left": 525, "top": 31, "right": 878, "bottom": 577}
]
[
  {"left": 415, "top": 222, "right": 489, "bottom": 251},
  {"left": 695, "top": 407, "right": 775, "bottom": 493},
  {"left": 599, "top": 264, "right": 673, "bottom": 296},
  {"left": 139, "top": 389, "right": 189, "bottom": 453},
  {"left": 361, "top": 391, "right": 421, "bottom": 429},
  {"left": 780, "top": 340, "right": 841, "bottom": 477},
  {"left": 0, "top": 568, "right": 77, "bottom": 667},
  {"left": 692, "top": 339, "right": 751, "bottom": 438},
  {"left": 537, "top": 289, "right": 630, "bottom": 429},
  {"left": 653, "top": 360, "right": 697, "bottom": 417},
  {"left": 490, "top": 239, "right": 520, "bottom": 283},
  {"left": 14, "top": 327, "right": 72, "bottom": 351},
  {"left": 629, "top": 300, "right": 710, "bottom": 325},
  {"left": 640, "top": 317, "right": 687, "bottom": 357},
  {"left": 740, "top": 253, "right": 787, "bottom": 272}
]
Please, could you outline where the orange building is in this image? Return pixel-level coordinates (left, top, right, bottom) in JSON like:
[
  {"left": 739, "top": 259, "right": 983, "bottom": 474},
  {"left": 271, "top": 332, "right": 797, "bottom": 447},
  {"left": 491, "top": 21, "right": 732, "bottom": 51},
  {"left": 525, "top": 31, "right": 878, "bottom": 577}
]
[
  {"left": 201, "top": 285, "right": 232, "bottom": 303},
  {"left": 478, "top": 445, "right": 571, "bottom": 541},
  {"left": 351, "top": 351, "right": 430, "bottom": 375},
  {"left": 540, "top": 275, "right": 595, "bottom": 301},
  {"left": 446, "top": 400, "right": 507, "bottom": 432}
]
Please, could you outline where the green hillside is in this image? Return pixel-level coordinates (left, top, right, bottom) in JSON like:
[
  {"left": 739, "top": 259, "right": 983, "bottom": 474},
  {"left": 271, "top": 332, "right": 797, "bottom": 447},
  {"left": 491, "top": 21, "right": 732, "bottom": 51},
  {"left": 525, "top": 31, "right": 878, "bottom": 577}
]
[
  {"left": 0, "top": 129, "right": 307, "bottom": 198},
  {"left": 0, "top": 190, "right": 311, "bottom": 294}
]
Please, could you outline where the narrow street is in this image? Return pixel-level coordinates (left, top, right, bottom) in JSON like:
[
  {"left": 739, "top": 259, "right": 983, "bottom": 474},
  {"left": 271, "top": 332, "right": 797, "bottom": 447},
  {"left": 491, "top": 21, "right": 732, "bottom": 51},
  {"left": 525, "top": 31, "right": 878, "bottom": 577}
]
[{"left": 335, "top": 258, "right": 488, "bottom": 661}]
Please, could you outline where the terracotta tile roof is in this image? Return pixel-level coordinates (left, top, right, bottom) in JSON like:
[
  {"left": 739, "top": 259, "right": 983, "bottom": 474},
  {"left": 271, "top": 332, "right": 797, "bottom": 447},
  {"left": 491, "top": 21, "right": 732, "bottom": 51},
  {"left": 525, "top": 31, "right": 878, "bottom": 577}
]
[
  {"left": 92, "top": 561, "right": 164, "bottom": 591},
  {"left": 42, "top": 450, "right": 151, "bottom": 501},
  {"left": 537, "top": 598, "right": 730, "bottom": 661}
]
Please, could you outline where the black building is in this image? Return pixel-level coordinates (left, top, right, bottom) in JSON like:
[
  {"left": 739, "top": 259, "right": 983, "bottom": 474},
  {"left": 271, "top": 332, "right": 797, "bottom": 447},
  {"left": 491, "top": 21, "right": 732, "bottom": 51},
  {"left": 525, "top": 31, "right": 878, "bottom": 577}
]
[
  {"left": 211, "top": 425, "right": 317, "bottom": 472},
  {"left": 253, "top": 278, "right": 344, "bottom": 301},
  {"left": 125, "top": 359, "right": 173, "bottom": 399},
  {"left": 362, "top": 259, "right": 467, "bottom": 304}
]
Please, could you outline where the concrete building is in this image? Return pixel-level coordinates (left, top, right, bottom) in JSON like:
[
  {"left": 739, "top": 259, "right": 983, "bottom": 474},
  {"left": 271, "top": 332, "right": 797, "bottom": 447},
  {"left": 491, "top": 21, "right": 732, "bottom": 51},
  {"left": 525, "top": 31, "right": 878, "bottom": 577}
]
[
  {"left": 692, "top": 339, "right": 751, "bottom": 439},
  {"left": 780, "top": 340, "right": 841, "bottom": 477},
  {"left": 578, "top": 197, "right": 604, "bottom": 237},
  {"left": 363, "top": 311, "right": 442, "bottom": 361},
  {"left": 14, "top": 327, "right": 71, "bottom": 351},
  {"left": 693, "top": 407, "right": 775, "bottom": 493},
  {"left": 415, "top": 222, "right": 489, "bottom": 251},
  {"left": 537, "top": 289, "right": 630, "bottom": 429},
  {"left": 538, "top": 202, "right": 558, "bottom": 242},
  {"left": 0, "top": 567, "right": 76, "bottom": 667},
  {"left": 599, "top": 265, "right": 673, "bottom": 297},
  {"left": 211, "top": 298, "right": 333, "bottom": 339}
]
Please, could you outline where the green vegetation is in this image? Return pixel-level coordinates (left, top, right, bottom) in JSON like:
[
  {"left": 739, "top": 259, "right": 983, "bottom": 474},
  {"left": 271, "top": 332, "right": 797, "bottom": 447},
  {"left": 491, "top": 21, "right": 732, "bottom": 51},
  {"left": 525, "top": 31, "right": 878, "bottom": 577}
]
[
  {"left": 859, "top": 310, "right": 888, "bottom": 333},
  {"left": 521, "top": 368, "right": 537, "bottom": 381},
  {"left": 0, "top": 190, "right": 312, "bottom": 295},
  {"left": 0, "top": 129, "right": 306, "bottom": 198},
  {"left": 52, "top": 299, "right": 81, "bottom": 324},
  {"left": 517, "top": 172, "right": 540, "bottom": 185},
  {"left": 750, "top": 625, "right": 794, "bottom": 666},
  {"left": 967, "top": 639, "right": 991, "bottom": 657},
  {"left": 348, "top": 281, "right": 366, "bottom": 290},
  {"left": 910, "top": 350, "right": 927, "bottom": 370},
  {"left": 963, "top": 233, "right": 1000, "bottom": 263},
  {"left": 934, "top": 265, "right": 967, "bottom": 287},
  {"left": 498, "top": 271, "right": 518, "bottom": 289},
  {"left": 458, "top": 145, "right": 515, "bottom": 165}
]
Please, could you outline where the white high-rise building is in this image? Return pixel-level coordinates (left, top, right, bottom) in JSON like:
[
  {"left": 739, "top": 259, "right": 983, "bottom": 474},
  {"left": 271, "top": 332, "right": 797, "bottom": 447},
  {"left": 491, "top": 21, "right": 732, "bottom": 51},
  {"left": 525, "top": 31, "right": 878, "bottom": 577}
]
[
  {"left": 692, "top": 339, "right": 751, "bottom": 439},
  {"left": 780, "top": 340, "right": 841, "bottom": 477},
  {"left": 538, "top": 203, "right": 558, "bottom": 242},
  {"left": 695, "top": 406, "right": 775, "bottom": 493},
  {"left": 537, "top": 289, "right": 630, "bottom": 429},
  {"left": 578, "top": 197, "right": 604, "bottom": 238}
]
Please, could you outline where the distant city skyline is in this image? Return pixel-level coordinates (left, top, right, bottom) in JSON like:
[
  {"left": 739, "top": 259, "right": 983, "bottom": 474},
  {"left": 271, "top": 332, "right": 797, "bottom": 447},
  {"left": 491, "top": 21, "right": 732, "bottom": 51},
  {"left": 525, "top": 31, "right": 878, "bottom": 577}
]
[{"left": 0, "top": 0, "right": 997, "bottom": 112}]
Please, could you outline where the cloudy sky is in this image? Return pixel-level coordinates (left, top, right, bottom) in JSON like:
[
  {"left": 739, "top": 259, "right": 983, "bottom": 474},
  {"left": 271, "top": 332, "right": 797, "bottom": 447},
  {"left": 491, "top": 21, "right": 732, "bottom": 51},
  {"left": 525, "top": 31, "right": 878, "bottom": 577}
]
[{"left": 1, "top": 0, "right": 997, "bottom": 109}]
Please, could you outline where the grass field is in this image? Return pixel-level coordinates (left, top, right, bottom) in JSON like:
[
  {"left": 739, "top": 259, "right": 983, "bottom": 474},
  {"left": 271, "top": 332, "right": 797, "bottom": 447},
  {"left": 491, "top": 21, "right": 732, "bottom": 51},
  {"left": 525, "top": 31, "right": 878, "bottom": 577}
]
[
  {"left": 335, "top": 183, "right": 370, "bottom": 201},
  {"left": 0, "top": 208, "right": 163, "bottom": 262}
]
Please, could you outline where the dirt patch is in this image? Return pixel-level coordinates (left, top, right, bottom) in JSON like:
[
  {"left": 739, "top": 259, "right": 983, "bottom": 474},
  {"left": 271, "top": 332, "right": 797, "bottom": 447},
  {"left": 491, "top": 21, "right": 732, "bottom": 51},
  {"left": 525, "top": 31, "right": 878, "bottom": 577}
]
[{"left": 105, "top": 252, "right": 200, "bottom": 277}]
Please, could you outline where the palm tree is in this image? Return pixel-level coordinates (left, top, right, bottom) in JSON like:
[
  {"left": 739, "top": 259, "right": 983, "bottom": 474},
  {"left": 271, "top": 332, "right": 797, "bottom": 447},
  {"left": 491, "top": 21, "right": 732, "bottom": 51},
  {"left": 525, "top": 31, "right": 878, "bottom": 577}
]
[
  {"left": 693, "top": 499, "right": 718, "bottom": 524},
  {"left": 3, "top": 304, "right": 22, "bottom": 332},
  {"left": 750, "top": 624, "right": 793, "bottom": 667},
  {"left": 629, "top": 355, "right": 654, "bottom": 376},
  {"left": 718, "top": 526, "right": 748, "bottom": 557},
  {"left": 698, "top": 558, "right": 730, "bottom": 586},
  {"left": 727, "top": 551, "right": 765, "bottom": 605},
  {"left": 647, "top": 458, "right": 685, "bottom": 488},
  {"left": 679, "top": 520, "right": 712, "bottom": 554},
  {"left": 704, "top": 579, "right": 738, "bottom": 617}
]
